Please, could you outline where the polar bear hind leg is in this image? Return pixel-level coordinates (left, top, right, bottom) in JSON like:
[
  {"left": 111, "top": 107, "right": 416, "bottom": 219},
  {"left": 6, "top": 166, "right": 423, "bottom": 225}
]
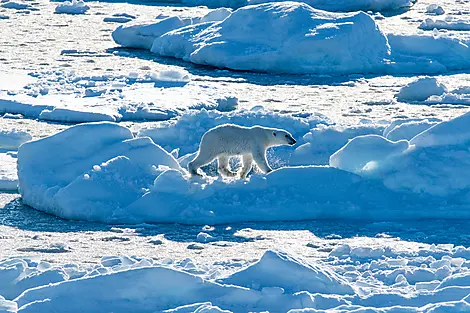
[
  {"left": 188, "top": 150, "right": 217, "bottom": 176},
  {"left": 239, "top": 154, "right": 253, "bottom": 179},
  {"left": 217, "top": 155, "right": 237, "bottom": 177}
]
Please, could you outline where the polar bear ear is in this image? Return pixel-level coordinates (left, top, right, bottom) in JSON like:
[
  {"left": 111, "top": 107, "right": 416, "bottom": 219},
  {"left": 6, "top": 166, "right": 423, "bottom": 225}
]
[{"left": 272, "top": 132, "right": 277, "bottom": 137}]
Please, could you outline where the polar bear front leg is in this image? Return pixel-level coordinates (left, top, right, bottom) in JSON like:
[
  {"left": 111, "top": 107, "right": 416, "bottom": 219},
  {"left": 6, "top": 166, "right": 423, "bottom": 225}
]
[
  {"left": 252, "top": 149, "right": 272, "bottom": 174},
  {"left": 217, "top": 155, "right": 237, "bottom": 177},
  {"left": 239, "top": 154, "right": 253, "bottom": 179}
]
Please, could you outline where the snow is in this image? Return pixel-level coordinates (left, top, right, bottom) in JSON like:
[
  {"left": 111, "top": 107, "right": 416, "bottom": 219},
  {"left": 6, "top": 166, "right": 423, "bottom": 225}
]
[
  {"left": 151, "top": 3, "right": 390, "bottom": 75},
  {"left": 55, "top": 0, "right": 89, "bottom": 14},
  {"left": 395, "top": 77, "right": 448, "bottom": 102}
]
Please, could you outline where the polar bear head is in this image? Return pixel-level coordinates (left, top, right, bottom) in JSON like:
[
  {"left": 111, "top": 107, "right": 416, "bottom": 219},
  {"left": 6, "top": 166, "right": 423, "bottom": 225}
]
[{"left": 268, "top": 128, "right": 296, "bottom": 147}]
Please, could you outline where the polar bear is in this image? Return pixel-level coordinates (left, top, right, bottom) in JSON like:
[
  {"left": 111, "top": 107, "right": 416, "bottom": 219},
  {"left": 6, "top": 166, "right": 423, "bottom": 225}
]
[{"left": 188, "top": 124, "right": 296, "bottom": 178}]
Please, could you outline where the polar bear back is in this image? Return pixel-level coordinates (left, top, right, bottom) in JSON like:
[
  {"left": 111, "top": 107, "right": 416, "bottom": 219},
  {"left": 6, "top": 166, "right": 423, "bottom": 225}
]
[{"left": 200, "top": 124, "right": 269, "bottom": 155}]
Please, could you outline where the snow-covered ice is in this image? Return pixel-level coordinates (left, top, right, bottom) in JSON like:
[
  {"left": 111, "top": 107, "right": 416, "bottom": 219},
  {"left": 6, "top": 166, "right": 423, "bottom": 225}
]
[{"left": 3, "top": 0, "right": 470, "bottom": 312}]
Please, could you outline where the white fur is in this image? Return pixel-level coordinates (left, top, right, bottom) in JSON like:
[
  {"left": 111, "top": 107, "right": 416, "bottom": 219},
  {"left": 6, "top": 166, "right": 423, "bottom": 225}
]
[{"left": 188, "top": 124, "right": 296, "bottom": 178}]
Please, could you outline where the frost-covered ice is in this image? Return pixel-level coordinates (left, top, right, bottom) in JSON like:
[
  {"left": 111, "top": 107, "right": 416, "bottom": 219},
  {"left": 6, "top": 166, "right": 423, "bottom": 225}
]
[{"left": 55, "top": 0, "right": 89, "bottom": 14}]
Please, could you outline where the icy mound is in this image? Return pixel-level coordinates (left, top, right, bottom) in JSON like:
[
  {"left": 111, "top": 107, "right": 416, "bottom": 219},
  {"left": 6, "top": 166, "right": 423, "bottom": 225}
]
[
  {"left": 395, "top": 77, "right": 448, "bottom": 103},
  {"left": 18, "top": 122, "right": 181, "bottom": 222},
  {"left": 330, "top": 111, "right": 470, "bottom": 197},
  {"left": 55, "top": 0, "right": 89, "bottom": 14},
  {"left": 291, "top": 124, "right": 384, "bottom": 166},
  {"left": 219, "top": 250, "right": 353, "bottom": 294},
  {"left": 383, "top": 118, "right": 440, "bottom": 141},
  {"left": 112, "top": 16, "right": 195, "bottom": 50},
  {"left": 151, "top": 2, "right": 390, "bottom": 75}
]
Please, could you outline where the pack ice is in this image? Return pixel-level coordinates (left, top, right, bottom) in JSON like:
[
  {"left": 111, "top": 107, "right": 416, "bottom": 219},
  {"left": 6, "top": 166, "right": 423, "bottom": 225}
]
[
  {"left": 17, "top": 108, "right": 470, "bottom": 225},
  {"left": 113, "top": 2, "right": 470, "bottom": 75}
]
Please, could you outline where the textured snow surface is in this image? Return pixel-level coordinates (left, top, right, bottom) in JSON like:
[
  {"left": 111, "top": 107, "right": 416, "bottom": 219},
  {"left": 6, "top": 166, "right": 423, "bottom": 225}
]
[{"left": 2, "top": 247, "right": 470, "bottom": 312}]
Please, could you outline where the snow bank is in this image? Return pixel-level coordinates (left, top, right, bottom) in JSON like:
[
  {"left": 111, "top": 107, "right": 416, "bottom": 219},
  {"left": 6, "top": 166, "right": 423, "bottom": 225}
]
[
  {"left": 395, "top": 77, "right": 447, "bottom": 102},
  {"left": 151, "top": 3, "right": 390, "bottom": 75},
  {"left": 55, "top": 0, "right": 89, "bottom": 14},
  {"left": 18, "top": 122, "right": 181, "bottom": 222},
  {"left": 330, "top": 111, "right": 470, "bottom": 197}
]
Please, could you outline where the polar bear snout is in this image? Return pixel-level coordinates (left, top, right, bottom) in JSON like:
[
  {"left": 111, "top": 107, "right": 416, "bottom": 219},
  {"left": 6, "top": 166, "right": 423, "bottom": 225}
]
[{"left": 287, "top": 135, "right": 296, "bottom": 145}]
